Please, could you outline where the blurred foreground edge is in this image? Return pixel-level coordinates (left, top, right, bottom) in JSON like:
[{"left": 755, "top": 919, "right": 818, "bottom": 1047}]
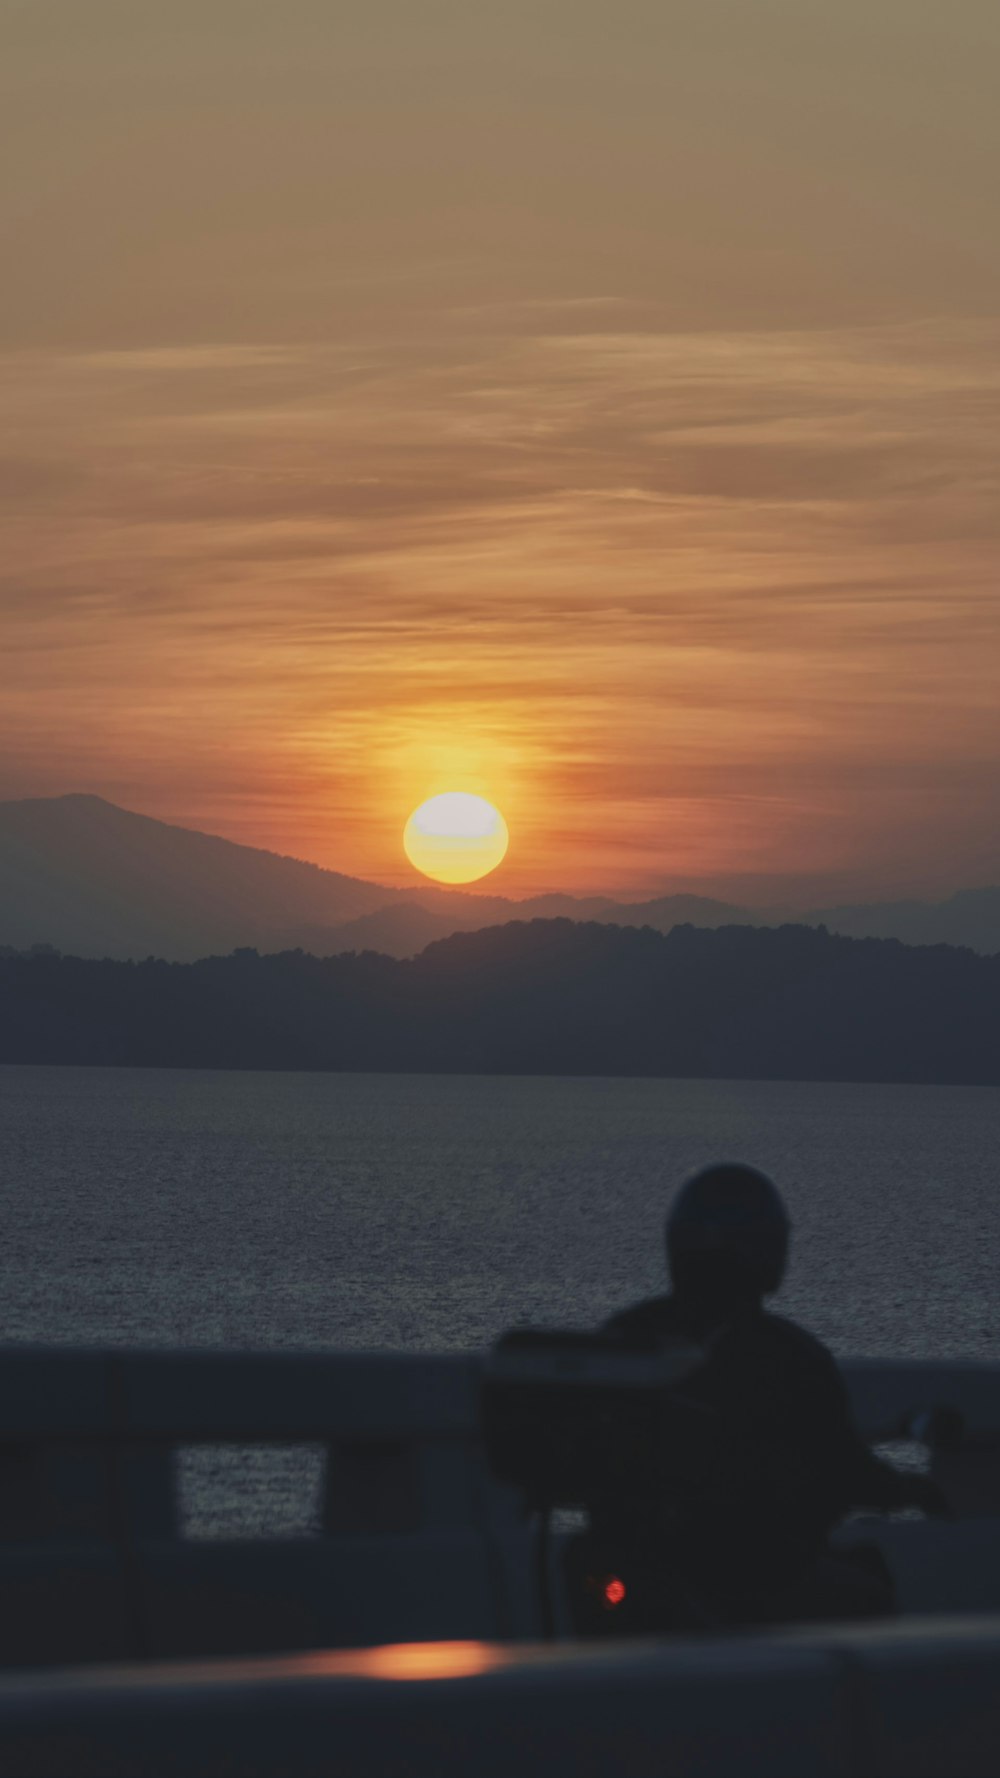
[{"left": 2, "top": 1621, "right": 1000, "bottom": 1778}]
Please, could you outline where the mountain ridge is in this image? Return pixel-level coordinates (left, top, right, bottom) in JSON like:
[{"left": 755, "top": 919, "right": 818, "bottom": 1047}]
[{"left": 2, "top": 793, "right": 999, "bottom": 960}]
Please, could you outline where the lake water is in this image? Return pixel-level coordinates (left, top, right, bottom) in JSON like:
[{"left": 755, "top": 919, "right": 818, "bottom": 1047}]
[{"left": 0, "top": 1066, "right": 996, "bottom": 1362}]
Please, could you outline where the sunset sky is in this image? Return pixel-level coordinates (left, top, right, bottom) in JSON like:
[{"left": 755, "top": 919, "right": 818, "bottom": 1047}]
[{"left": 2, "top": 2, "right": 998, "bottom": 899}]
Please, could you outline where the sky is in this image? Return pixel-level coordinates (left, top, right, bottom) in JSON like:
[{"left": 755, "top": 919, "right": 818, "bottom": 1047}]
[{"left": 2, "top": 1, "right": 998, "bottom": 900}]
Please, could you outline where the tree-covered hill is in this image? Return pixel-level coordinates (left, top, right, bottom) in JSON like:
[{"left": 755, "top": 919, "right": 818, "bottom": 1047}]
[{"left": 2, "top": 919, "right": 998, "bottom": 1085}]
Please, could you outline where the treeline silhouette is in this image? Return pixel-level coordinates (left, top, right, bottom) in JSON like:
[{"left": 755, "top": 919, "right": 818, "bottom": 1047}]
[{"left": 1, "top": 919, "right": 998, "bottom": 1084}]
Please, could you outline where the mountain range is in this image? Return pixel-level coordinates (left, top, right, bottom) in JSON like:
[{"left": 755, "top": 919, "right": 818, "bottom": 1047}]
[{"left": 2, "top": 793, "right": 1000, "bottom": 960}]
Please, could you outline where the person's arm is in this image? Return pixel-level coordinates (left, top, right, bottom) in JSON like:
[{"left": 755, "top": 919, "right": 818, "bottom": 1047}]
[{"left": 810, "top": 1344, "right": 949, "bottom": 1517}]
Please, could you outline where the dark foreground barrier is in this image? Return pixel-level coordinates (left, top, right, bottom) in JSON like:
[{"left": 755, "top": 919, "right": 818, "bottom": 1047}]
[
  {"left": 0, "top": 1345, "right": 997, "bottom": 1774},
  {"left": 0, "top": 1348, "right": 534, "bottom": 1665},
  {"left": 0, "top": 1347, "right": 997, "bottom": 1664},
  {"left": 0, "top": 1618, "right": 999, "bottom": 1778}
]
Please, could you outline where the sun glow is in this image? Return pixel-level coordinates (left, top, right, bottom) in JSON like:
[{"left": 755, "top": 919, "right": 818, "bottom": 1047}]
[{"left": 403, "top": 792, "right": 509, "bottom": 885}]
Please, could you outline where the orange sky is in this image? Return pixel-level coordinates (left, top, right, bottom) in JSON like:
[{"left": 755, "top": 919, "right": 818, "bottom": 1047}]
[{"left": 2, "top": 3, "right": 998, "bottom": 900}]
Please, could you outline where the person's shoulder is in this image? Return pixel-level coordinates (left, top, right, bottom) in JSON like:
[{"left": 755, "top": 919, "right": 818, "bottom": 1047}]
[
  {"left": 601, "top": 1294, "right": 675, "bottom": 1345},
  {"left": 755, "top": 1311, "right": 844, "bottom": 1380}
]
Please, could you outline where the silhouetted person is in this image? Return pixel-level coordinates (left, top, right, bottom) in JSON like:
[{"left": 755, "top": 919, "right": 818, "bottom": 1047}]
[{"left": 582, "top": 1162, "right": 947, "bottom": 1630}]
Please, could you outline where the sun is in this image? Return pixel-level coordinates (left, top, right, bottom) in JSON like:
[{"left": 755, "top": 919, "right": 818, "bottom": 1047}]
[{"left": 403, "top": 793, "right": 509, "bottom": 885}]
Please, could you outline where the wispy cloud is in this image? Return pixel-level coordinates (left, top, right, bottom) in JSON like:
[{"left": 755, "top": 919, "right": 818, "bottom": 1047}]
[{"left": 2, "top": 312, "right": 998, "bottom": 895}]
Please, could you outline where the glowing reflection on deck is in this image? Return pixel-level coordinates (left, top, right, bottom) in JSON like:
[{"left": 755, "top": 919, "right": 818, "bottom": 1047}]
[{"left": 291, "top": 1641, "right": 508, "bottom": 1682}]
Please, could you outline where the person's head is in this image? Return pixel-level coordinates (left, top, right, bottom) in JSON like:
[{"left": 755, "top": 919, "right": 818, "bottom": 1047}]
[{"left": 666, "top": 1163, "right": 790, "bottom": 1309}]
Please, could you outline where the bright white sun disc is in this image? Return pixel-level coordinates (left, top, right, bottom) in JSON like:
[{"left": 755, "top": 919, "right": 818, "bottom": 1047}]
[{"left": 403, "top": 793, "right": 509, "bottom": 885}]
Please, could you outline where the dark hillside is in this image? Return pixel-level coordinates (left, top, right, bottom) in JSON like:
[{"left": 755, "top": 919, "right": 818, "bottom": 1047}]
[
  {"left": 1, "top": 920, "right": 998, "bottom": 1084},
  {"left": 0, "top": 795, "right": 398, "bottom": 960}
]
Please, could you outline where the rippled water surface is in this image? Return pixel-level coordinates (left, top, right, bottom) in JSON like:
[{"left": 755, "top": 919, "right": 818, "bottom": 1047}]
[{"left": 1, "top": 1066, "right": 996, "bottom": 1362}]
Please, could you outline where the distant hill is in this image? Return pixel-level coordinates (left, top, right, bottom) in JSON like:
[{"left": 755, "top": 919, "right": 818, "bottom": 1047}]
[
  {"left": 316, "top": 885, "right": 1000, "bottom": 957},
  {"left": 2, "top": 794, "right": 1000, "bottom": 961},
  {"left": 0, "top": 794, "right": 404, "bottom": 960},
  {"left": 2, "top": 920, "right": 998, "bottom": 1084},
  {"left": 807, "top": 887, "right": 1000, "bottom": 956},
  {"left": 323, "top": 891, "right": 750, "bottom": 958}
]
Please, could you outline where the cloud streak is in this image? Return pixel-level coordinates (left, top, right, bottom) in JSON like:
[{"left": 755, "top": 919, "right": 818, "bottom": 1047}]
[{"left": 1, "top": 311, "right": 998, "bottom": 897}]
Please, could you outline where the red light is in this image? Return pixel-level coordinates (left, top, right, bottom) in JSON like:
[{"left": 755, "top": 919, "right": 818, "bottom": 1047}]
[{"left": 602, "top": 1576, "right": 626, "bottom": 1608}]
